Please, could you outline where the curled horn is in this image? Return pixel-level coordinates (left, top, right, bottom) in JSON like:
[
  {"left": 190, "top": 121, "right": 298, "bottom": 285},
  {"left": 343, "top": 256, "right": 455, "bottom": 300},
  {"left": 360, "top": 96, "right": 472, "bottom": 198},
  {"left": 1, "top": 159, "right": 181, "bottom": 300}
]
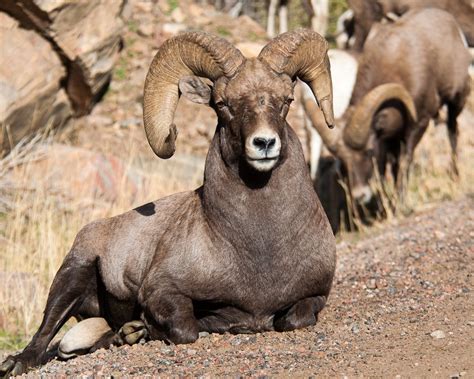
[
  {"left": 300, "top": 83, "right": 341, "bottom": 154},
  {"left": 344, "top": 83, "right": 417, "bottom": 149},
  {"left": 143, "top": 32, "right": 245, "bottom": 158},
  {"left": 258, "top": 29, "right": 335, "bottom": 128}
]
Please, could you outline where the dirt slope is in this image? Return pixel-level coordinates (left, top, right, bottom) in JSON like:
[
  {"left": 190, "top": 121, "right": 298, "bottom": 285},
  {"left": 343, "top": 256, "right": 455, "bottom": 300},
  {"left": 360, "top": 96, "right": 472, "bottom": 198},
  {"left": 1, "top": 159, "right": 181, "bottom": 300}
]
[{"left": 19, "top": 197, "right": 473, "bottom": 377}]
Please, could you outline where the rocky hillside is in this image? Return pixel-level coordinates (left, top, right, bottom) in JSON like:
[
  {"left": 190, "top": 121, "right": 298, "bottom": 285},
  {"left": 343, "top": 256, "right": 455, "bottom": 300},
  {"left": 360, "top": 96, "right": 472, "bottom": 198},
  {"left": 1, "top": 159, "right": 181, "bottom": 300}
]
[{"left": 0, "top": 0, "right": 128, "bottom": 153}]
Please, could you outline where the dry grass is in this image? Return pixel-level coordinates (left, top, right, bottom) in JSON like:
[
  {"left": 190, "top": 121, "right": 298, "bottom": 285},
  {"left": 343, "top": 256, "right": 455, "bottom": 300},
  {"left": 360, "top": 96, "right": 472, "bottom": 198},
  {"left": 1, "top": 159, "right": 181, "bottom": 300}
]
[{"left": 0, "top": 132, "right": 203, "bottom": 349}]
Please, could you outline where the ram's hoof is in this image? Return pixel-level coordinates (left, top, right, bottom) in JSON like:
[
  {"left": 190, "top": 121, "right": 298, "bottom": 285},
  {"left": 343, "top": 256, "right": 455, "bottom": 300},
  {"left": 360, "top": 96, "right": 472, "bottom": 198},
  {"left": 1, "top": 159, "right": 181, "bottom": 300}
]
[
  {"left": 58, "top": 318, "right": 112, "bottom": 359},
  {"left": 119, "top": 320, "right": 148, "bottom": 345},
  {"left": 0, "top": 357, "right": 27, "bottom": 378}
]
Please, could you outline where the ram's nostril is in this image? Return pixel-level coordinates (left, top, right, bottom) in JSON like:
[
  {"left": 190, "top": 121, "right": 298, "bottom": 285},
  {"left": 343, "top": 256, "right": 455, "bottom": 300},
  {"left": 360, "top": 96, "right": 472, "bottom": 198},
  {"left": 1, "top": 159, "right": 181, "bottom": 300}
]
[
  {"left": 253, "top": 137, "right": 276, "bottom": 151},
  {"left": 253, "top": 137, "right": 267, "bottom": 150}
]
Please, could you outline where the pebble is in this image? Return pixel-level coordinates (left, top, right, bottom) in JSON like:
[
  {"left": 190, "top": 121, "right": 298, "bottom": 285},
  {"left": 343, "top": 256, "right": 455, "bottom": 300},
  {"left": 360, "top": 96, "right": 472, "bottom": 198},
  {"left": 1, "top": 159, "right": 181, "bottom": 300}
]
[
  {"left": 366, "top": 279, "right": 377, "bottom": 289},
  {"left": 138, "top": 23, "right": 154, "bottom": 37},
  {"left": 351, "top": 323, "right": 360, "bottom": 334},
  {"left": 434, "top": 230, "right": 446, "bottom": 239},
  {"left": 430, "top": 330, "right": 446, "bottom": 339}
]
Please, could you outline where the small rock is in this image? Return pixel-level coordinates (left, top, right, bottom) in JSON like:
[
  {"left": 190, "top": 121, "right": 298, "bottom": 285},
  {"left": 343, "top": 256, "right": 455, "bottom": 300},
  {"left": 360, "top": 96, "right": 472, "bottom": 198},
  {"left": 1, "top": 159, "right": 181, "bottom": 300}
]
[
  {"left": 231, "top": 337, "right": 242, "bottom": 346},
  {"left": 430, "top": 330, "right": 446, "bottom": 339},
  {"left": 434, "top": 230, "right": 445, "bottom": 239},
  {"left": 367, "top": 279, "right": 377, "bottom": 289},
  {"left": 199, "top": 331, "right": 210, "bottom": 338},
  {"left": 138, "top": 22, "right": 154, "bottom": 37},
  {"left": 351, "top": 323, "right": 360, "bottom": 334},
  {"left": 467, "top": 321, "right": 474, "bottom": 326},
  {"left": 187, "top": 349, "right": 197, "bottom": 355},
  {"left": 161, "top": 23, "right": 187, "bottom": 36}
]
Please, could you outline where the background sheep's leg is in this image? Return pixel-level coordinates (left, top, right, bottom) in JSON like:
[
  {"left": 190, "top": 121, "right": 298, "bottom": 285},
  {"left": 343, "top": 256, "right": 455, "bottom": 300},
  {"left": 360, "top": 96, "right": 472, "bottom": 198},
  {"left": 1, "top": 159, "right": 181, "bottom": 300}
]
[
  {"left": 446, "top": 96, "right": 466, "bottom": 178},
  {"left": 278, "top": 0, "right": 289, "bottom": 34},
  {"left": 273, "top": 296, "right": 326, "bottom": 331},
  {"left": 143, "top": 293, "right": 199, "bottom": 344},
  {"left": 310, "top": 0, "right": 329, "bottom": 36},
  {"left": 397, "top": 121, "right": 429, "bottom": 203},
  {"left": 267, "top": 0, "right": 279, "bottom": 37},
  {"left": 0, "top": 252, "right": 98, "bottom": 377}
]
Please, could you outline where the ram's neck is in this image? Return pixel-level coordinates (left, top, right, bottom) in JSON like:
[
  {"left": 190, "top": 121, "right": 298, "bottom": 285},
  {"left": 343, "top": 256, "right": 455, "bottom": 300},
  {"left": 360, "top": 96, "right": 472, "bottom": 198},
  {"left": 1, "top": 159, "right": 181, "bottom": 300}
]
[{"left": 201, "top": 126, "right": 325, "bottom": 254}]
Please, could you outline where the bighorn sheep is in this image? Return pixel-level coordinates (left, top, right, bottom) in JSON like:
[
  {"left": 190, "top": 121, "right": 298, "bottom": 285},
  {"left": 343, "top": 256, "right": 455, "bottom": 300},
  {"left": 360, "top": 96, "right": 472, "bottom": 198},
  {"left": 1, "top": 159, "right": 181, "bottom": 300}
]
[
  {"left": 346, "top": 0, "right": 474, "bottom": 51},
  {"left": 305, "top": 9, "right": 471, "bottom": 228},
  {"left": 0, "top": 30, "right": 336, "bottom": 376}
]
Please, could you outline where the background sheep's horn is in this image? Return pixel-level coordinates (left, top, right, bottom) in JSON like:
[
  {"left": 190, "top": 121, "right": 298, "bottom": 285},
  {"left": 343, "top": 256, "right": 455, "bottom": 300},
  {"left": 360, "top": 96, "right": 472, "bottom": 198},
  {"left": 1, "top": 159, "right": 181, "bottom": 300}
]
[
  {"left": 258, "top": 29, "right": 335, "bottom": 128},
  {"left": 143, "top": 32, "right": 245, "bottom": 159},
  {"left": 344, "top": 83, "right": 417, "bottom": 149}
]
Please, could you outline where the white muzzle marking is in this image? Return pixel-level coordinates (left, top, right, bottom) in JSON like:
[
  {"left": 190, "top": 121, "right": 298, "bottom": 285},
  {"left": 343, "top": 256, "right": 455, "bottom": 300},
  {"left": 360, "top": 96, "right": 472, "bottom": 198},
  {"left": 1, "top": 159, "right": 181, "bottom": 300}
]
[{"left": 245, "top": 129, "right": 281, "bottom": 172}]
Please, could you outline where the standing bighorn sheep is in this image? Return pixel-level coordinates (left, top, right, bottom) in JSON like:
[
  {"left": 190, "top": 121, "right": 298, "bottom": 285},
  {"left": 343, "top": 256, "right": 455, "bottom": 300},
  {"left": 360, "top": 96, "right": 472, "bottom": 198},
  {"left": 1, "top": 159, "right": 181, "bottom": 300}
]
[
  {"left": 345, "top": 0, "right": 474, "bottom": 51},
  {"left": 305, "top": 9, "right": 471, "bottom": 225},
  {"left": 0, "top": 30, "right": 336, "bottom": 376}
]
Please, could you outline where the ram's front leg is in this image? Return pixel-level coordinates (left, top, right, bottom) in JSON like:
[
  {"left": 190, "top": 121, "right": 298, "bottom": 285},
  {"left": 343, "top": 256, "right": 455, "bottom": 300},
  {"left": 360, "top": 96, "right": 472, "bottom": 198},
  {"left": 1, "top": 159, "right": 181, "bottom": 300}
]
[
  {"left": 273, "top": 296, "right": 327, "bottom": 332},
  {"left": 142, "top": 290, "right": 199, "bottom": 345}
]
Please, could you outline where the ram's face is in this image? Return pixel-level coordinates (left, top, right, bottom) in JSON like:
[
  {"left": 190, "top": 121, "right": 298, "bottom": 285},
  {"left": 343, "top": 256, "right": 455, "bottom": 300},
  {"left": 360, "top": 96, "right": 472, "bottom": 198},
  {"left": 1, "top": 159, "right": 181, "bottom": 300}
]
[
  {"left": 346, "top": 147, "right": 374, "bottom": 205},
  {"left": 213, "top": 59, "right": 295, "bottom": 172}
]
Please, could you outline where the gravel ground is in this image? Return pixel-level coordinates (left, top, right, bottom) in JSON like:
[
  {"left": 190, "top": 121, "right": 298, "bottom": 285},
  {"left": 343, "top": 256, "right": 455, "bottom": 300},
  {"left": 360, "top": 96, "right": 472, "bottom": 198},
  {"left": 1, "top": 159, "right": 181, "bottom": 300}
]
[{"left": 14, "top": 197, "right": 473, "bottom": 377}]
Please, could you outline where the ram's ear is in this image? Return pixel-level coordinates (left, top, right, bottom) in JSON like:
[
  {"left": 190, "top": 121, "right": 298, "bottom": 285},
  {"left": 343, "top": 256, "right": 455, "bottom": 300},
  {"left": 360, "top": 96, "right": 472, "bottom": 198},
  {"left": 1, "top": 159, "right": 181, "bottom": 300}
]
[{"left": 179, "top": 76, "right": 212, "bottom": 104}]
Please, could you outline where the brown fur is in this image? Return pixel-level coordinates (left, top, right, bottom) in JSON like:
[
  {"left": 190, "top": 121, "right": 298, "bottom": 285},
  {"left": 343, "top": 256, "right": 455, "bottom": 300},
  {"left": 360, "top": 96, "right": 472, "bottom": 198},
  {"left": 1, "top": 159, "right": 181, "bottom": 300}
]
[
  {"left": 0, "top": 57, "right": 336, "bottom": 376},
  {"left": 348, "top": 0, "right": 474, "bottom": 50}
]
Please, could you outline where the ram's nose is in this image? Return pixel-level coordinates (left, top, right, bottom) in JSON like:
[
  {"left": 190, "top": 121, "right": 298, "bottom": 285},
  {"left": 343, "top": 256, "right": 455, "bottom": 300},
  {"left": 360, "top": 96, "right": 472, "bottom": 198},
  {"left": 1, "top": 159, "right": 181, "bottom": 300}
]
[
  {"left": 252, "top": 136, "right": 276, "bottom": 152},
  {"left": 245, "top": 129, "right": 281, "bottom": 172}
]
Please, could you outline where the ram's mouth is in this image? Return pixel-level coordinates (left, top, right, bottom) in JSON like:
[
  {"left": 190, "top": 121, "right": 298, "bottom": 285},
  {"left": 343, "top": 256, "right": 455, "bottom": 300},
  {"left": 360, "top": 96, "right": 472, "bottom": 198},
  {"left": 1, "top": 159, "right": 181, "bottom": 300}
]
[
  {"left": 246, "top": 156, "right": 279, "bottom": 172},
  {"left": 247, "top": 156, "right": 279, "bottom": 162}
]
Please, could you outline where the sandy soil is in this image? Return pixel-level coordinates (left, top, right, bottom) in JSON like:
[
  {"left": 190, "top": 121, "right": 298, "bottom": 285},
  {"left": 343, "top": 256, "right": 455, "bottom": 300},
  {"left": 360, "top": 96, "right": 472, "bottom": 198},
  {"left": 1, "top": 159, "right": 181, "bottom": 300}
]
[{"left": 13, "top": 197, "right": 472, "bottom": 377}]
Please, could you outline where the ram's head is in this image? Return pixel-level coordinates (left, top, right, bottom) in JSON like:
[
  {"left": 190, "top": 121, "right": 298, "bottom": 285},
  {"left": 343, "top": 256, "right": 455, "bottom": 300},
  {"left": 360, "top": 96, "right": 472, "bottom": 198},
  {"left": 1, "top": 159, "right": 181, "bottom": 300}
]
[
  {"left": 304, "top": 83, "right": 417, "bottom": 203},
  {"left": 143, "top": 30, "right": 334, "bottom": 173}
]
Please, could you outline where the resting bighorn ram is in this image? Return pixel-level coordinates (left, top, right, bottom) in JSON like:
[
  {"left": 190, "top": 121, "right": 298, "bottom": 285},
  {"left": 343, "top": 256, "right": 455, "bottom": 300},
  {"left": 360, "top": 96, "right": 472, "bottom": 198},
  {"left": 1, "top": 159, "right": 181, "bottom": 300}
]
[
  {"left": 305, "top": 9, "right": 471, "bottom": 208},
  {"left": 0, "top": 30, "right": 336, "bottom": 376}
]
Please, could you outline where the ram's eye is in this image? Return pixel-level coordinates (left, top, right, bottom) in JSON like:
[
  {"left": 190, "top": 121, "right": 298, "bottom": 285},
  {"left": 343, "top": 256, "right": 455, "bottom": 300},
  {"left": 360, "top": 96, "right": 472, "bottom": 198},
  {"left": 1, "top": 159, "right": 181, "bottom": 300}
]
[{"left": 285, "top": 97, "right": 294, "bottom": 105}]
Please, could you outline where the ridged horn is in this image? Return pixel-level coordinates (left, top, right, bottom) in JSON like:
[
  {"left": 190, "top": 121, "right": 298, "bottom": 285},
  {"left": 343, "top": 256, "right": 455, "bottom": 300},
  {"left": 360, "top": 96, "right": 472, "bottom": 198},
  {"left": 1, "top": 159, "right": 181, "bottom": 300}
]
[
  {"left": 258, "top": 29, "right": 335, "bottom": 128},
  {"left": 300, "top": 83, "right": 340, "bottom": 154},
  {"left": 143, "top": 32, "right": 245, "bottom": 158},
  {"left": 344, "top": 83, "right": 417, "bottom": 149}
]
